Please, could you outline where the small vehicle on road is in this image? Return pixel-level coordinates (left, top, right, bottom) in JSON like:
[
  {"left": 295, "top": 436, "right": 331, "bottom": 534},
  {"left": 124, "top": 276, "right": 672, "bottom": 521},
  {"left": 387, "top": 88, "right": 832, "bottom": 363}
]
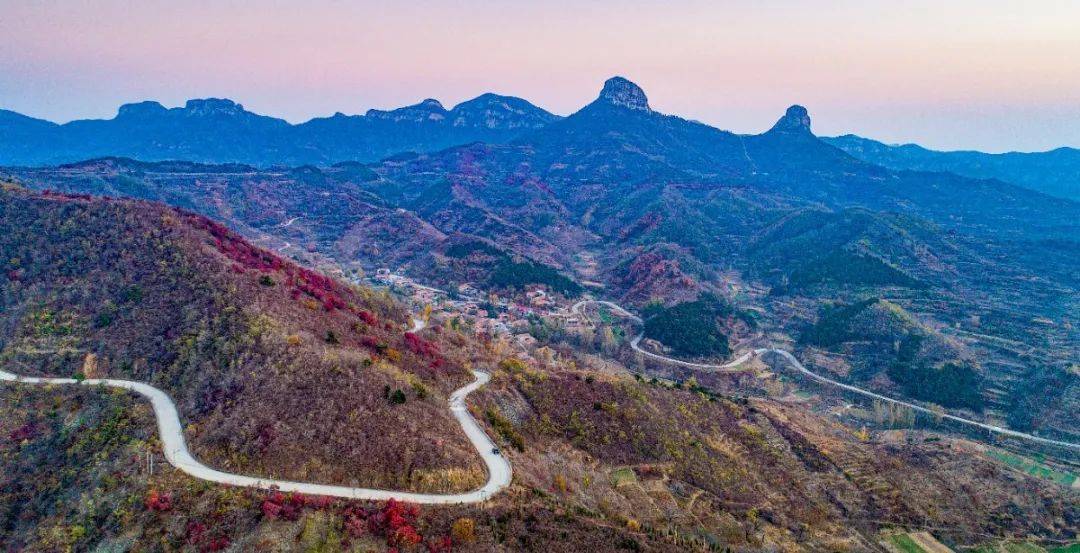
[{"left": 491, "top": 448, "right": 501, "bottom": 455}]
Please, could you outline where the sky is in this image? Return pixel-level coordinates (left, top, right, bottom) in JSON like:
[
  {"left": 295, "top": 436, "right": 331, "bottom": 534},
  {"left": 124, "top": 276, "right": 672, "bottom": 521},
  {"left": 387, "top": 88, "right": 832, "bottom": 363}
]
[{"left": 2, "top": 0, "right": 1079, "bottom": 152}]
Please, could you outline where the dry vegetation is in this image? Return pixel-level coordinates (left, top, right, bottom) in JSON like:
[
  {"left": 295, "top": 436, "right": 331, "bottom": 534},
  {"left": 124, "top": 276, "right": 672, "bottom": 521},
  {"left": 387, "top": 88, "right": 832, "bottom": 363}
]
[
  {"left": 0, "top": 188, "right": 484, "bottom": 493},
  {"left": 2, "top": 187, "right": 1076, "bottom": 552}
]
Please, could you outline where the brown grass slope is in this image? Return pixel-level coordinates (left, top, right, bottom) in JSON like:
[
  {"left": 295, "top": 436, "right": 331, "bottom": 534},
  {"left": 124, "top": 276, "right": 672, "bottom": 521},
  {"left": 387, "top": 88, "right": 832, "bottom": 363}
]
[
  {"left": 0, "top": 186, "right": 484, "bottom": 493},
  {"left": 473, "top": 356, "right": 1077, "bottom": 550}
]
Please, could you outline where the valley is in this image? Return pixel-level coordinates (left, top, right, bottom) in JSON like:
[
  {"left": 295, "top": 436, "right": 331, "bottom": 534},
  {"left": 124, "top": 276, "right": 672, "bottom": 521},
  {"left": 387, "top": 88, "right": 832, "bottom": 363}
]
[{"left": 1, "top": 76, "right": 1077, "bottom": 551}]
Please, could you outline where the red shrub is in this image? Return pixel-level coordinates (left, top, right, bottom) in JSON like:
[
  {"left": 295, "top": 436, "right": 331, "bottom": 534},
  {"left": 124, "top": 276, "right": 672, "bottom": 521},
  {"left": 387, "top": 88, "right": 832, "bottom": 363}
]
[
  {"left": 9, "top": 422, "right": 38, "bottom": 442},
  {"left": 203, "top": 536, "right": 231, "bottom": 552},
  {"left": 187, "top": 213, "right": 292, "bottom": 275},
  {"left": 389, "top": 525, "right": 423, "bottom": 548},
  {"left": 342, "top": 504, "right": 368, "bottom": 538},
  {"left": 404, "top": 332, "right": 438, "bottom": 357},
  {"left": 145, "top": 490, "right": 173, "bottom": 512},
  {"left": 185, "top": 521, "right": 208, "bottom": 545},
  {"left": 350, "top": 499, "right": 424, "bottom": 549},
  {"left": 358, "top": 310, "right": 379, "bottom": 326},
  {"left": 184, "top": 516, "right": 229, "bottom": 552},
  {"left": 305, "top": 495, "right": 334, "bottom": 509},
  {"left": 261, "top": 499, "right": 282, "bottom": 520},
  {"left": 427, "top": 535, "right": 454, "bottom": 552},
  {"left": 261, "top": 490, "right": 308, "bottom": 521}
]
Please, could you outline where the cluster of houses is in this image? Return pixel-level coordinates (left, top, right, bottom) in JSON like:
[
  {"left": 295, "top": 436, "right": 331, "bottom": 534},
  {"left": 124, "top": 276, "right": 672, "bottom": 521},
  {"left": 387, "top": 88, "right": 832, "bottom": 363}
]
[{"left": 367, "top": 268, "right": 589, "bottom": 352}]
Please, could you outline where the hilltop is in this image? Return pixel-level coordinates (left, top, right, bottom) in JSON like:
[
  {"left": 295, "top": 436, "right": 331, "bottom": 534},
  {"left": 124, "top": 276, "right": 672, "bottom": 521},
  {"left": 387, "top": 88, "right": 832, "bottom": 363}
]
[{"left": 0, "top": 186, "right": 487, "bottom": 493}]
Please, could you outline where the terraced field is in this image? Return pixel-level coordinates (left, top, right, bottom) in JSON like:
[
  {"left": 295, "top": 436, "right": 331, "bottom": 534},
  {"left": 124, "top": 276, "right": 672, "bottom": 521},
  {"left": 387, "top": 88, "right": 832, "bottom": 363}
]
[
  {"left": 881, "top": 531, "right": 954, "bottom": 553},
  {"left": 983, "top": 449, "right": 1078, "bottom": 488}
]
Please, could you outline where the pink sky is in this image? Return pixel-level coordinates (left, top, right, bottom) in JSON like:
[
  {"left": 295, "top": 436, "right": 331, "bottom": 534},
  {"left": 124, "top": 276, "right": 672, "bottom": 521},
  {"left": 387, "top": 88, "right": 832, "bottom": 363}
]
[{"left": 2, "top": 0, "right": 1079, "bottom": 152}]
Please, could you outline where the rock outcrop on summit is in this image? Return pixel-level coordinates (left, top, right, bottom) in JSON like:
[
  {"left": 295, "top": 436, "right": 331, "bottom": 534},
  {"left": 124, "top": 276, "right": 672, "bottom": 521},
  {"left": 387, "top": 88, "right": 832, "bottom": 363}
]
[
  {"left": 768, "top": 105, "right": 813, "bottom": 134},
  {"left": 594, "top": 76, "right": 652, "bottom": 111}
]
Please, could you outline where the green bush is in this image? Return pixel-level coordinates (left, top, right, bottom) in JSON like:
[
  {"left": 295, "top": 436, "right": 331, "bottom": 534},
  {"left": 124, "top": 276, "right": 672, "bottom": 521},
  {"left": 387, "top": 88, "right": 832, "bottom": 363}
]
[{"left": 485, "top": 408, "right": 525, "bottom": 451}]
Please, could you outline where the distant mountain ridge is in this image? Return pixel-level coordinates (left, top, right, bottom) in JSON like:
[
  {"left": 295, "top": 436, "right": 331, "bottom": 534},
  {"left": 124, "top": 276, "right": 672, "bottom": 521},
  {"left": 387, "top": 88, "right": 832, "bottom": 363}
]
[
  {"left": 824, "top": 134, "right": 1080, "bottom": 201},
  {"left": 0, "top": 93, "right": 560, "bottom": 167},
  {"left": 6, "top": 81, "right": 1079, "bottom": 208}
]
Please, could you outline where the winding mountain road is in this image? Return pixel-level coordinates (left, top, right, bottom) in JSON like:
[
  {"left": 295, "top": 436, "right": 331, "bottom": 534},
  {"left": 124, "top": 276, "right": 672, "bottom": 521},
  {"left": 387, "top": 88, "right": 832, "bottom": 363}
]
[
  {"left": 0, "top": 353, "right": 512, "bottom": 503},
  {"left": 571, "top": 300, "right": 753, "bottom": 372},
  {"left": 572, "top": 299, "right": 1080, "bottom": 452}
]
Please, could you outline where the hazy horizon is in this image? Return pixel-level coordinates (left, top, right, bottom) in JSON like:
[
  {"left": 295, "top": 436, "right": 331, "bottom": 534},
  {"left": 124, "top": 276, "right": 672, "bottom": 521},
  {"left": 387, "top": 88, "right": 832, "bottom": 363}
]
[{"left": 3, "top": 0, "right": 1079, "bottom": 153}]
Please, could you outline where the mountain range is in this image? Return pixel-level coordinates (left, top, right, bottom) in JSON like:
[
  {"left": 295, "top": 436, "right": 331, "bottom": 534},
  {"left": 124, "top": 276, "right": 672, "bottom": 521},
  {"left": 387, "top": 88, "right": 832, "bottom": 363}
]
[
  {"left": 0, "top": 94, "right": 559, "bottom": 167},
  {"left": 3, "top": 73, "right": 1080, "bottom": 551},
  {"left": 824, "top": 134, "right": 1080, "bottom": 201},
  {"left": 4, "top": 79, "right": 1079, "bottom": 204},
  {"left": 5, "top": 77, "right": 1077, "bottom": 446}
]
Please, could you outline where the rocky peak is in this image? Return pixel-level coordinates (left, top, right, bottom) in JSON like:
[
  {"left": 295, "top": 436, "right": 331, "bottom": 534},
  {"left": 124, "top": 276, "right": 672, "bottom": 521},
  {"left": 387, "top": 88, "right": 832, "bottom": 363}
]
[
  {"left": 417, "top": 98, "right": 445, "bottom": 110},
  {"left": 596, "top": 76, "right": 650, "bottom": 112},
  {"left": 768, "top": 105, "right": 812, "bottom": 134},
  {"left": 183, "top": 98, "right": 247, "bottom": 117},
  {"left": 117, "top": 101, "right": 167, "bottom": 119},
  {"left": 366, "top": 98, "right": 448, "bottom": 122},
  {"left": 450, "top": 93, "right": 559, "bottom": 129}
]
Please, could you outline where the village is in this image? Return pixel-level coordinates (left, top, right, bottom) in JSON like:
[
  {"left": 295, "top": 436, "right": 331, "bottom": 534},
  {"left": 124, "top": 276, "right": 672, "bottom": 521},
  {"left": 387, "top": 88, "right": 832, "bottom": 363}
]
[{"left": 365, "top": 268, "right": 591, "bottom": 356}]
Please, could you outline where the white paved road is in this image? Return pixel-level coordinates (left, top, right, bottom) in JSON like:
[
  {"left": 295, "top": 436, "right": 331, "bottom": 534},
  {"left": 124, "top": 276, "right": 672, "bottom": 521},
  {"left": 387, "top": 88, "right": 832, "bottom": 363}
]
[
  {"left": 572, "top": 300, "right": 753, "bottom": 372},
  {"left": 0, "top": 367, "right": 512, "bottom": 503},
  {"left": 763, "top": 348, "right": 1080, "bottom": 451},
  {"left": 572, "top": 299, "right": 1080, "bottom": 452}
]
